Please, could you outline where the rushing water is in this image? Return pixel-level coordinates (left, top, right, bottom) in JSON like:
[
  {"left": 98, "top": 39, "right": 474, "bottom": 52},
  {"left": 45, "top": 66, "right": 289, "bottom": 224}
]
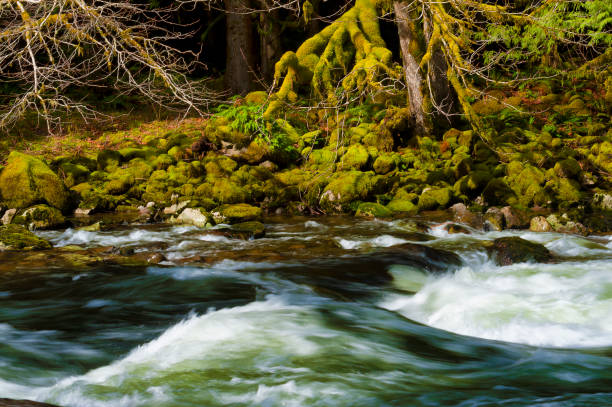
[{"left": 2, "top": 217, "right": 612, "bottom": 406}]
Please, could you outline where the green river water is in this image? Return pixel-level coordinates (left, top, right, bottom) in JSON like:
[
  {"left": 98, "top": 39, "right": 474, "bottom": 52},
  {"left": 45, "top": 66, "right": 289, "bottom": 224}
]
[{"left": 1, "top": 217, "right": 612, "bottom": 406}]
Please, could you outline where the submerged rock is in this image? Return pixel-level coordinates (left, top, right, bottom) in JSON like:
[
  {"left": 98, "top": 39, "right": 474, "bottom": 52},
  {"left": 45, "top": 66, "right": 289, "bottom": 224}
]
[
  {"left": 212, "top": 221, "right": 266, "bottom": 240},
  {"left": 487, "top": 237, "right": 552, "bottom": 266},
  {"left": 0, "top": 224, "right": 52, "bottom": 250}
]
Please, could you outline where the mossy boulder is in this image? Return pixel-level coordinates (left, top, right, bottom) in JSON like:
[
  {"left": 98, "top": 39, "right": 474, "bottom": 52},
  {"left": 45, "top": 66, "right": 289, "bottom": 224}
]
[
  {"left": 13, "top": 205, "right": 66, "bottom": 230},
  {"left": 0, "top": 224, "right": 52, "bottom": 250},
  {"left": 152, "top": 154, "right": 175, "bottom": 170},
  {"left": 554, "top": 158, "right": 581, "bottom": 179},
  {"left": 0, "top": 152, "right": 69, "bottom": 211},
  {"left": 373, "top": 153, "right": 397, "bottom": 175},
  {"left": 341, "top": 144, "right": 369, "bottom": 170},
  {"left": 211, "top": 203, "right": 262, "bottom": 224},
  {"left": 482, "top": 178, "right": 515, "bottom": 206},
  {"left": 418, "top": 187, "right": 453, "bottom": 211},
  {"left": 505, "top": 164, "right": 550, "bottom": 207},
  {"left": 487, "top": 237, "right": 552, "bottom": 266},
  {"left": 355, "top": 202, "right": 392, "bottom": 218},
  {"left": 386, "top": 199, "right": 418, "bottom": 215},
  {"left": 319, "top": 171, "right": 382, "bottom": 212},
  {"left": 54, "top": 161, "right": 90, "bottom": 188},
  {"left": 97, "top": 149, "right": 122, "bottom": 172}
]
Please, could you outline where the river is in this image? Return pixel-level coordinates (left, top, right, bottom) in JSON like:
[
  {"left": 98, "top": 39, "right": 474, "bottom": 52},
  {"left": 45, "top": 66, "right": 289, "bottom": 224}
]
[{"left": 1, "top": 217, "right": 612, "bottom": 406}]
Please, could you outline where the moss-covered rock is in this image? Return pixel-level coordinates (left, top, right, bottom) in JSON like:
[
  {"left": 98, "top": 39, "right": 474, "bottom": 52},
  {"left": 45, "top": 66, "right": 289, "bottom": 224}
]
[
  {"left": 0, "top": 224, "right": 52, "bottom": 250},
  {"left": 373, "top": 153, "right": 397, "bottom": 175},
  {"left": 341, "top": 144, "right": 369, "bottom": 170},
  {"left": 55, "top": 162, "right": 90, "bottom": 188},
  {"left": 554, "top": 158, "right": 581, "bottom": 179},
  {"left": 13, "top": 205, "right": 66, "bottom": 230},
  {"left": 211, "top": 203, "right": 262, "bottom": 224},
  {"left": 418, "top": 187, "right": 453, "bottom": 211},
  {"left": 386, "top": 199, "right": 417, "bottom": 215},
  {"left": 0, "top": 152, "right": 69, "bottom": 211},
  {"left": 152, "top": 154, "right": 175, "bottom": 170},
  {"left": 97, "top": 149, "right": 122, "bottom": 172},
  {"left": 482, "top": 178, "right": 515, "bottom": 206},
  {"left": 355, "top": 202, "right": 392, "bottom": 218},
  {"left": 319, "top": 171, "right": 382, "bottom": 212}
]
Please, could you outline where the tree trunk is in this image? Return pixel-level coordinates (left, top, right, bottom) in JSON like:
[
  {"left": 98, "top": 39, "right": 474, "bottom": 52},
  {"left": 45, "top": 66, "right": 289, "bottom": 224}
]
[
  {"left": 393, "top": 1, "right": 427, "bottom": 136},
  {"left": 225, "top": 0, "right": 256, "bottom": 94},
  {"left": 259, "top": 9, "right": 282, "bottom": 83}
]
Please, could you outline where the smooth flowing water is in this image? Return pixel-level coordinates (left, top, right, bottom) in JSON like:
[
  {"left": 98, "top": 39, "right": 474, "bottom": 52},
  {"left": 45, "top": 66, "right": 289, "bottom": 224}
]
[{"left": 1, "top": 218, "right": 612, "bottom": 406}]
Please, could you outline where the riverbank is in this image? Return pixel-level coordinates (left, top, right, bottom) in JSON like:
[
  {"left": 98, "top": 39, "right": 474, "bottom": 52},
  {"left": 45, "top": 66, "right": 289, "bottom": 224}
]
[{"left": 0, "top": 89, "right": 611, "bottom": 242}]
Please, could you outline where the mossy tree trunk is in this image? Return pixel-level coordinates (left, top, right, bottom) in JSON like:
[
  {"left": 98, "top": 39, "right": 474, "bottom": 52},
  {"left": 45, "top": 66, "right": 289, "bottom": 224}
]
[
  {"left": 393, "top": 1, "right": 457, "bottom": 136},
  {"left": 393, "top": 1, "right": 427, "bottom": 136}
]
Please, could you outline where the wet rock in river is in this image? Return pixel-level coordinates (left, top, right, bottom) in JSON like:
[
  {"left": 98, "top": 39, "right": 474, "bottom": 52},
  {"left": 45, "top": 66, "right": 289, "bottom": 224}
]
[
  {"left": 210, "top": 221, "right": 266, "bottom": 240},
  {"left": 0, "top": 398, "right": 60, "bottom": 407},
  {"left": 501, "top": 206, "right": 531, "bottom": 229},
  {"left": 211, "top": 203, "right": 262, "bottom": 224},
  {"left": 170, "top": 208, "right": 209, "bottom": 228},
  {"left": 0, "top": 225, "right": 52, "bottom": 250},
  {"left": 487, "top": 237, "right": 552, "bottom": 266},
  {"left": 13, "top": 205, "right": 67, "bottom": 230},
  {"left": 530, "top": 216, "right": 553, "bottom": 232},
  {"left": 483, "top": 207, "right": 504, "bottom": 231}
]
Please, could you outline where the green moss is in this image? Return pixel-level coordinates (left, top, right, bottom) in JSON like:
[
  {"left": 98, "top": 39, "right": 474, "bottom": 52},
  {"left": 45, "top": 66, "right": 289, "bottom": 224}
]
[
  {"left": 341, "top": 144, "right": 369, "bottom": 170},
  {"left": 307, "top": 148, "right": 336, "bottom": 167},
  {"left": 472, "top": 98, "right": 505, "bottom": 116},
  {"left": 505, "top": 164, "right": 549, "bottom": 207},
  {"left": 319, "top": 171, "right": 381, "bottom": 212},
  {"left": 0, "top": 152, "right": 69, "bottom": 211},
  {"left": 97, "top": 149, "right": 122, "bottom": 172},
  {"left": 212, "top": 204, "right": 262, "bottom": 224},
  {"left": 245, "top": 91, "right": 268, "bottom": 105},
  {"left": 205, "top": 156, "right": 238, "bottom": 178},
  {"left": 373, "top": 153, "right": 397, "bottom": 174},
  {"left": 482, "top": 178, "right": 515, "bottom": 206},
  {"left": 418, "top": 187, "right": 453, "bottom": 211},
  {"left": 555, "top": 178, "right": 582, "bottom": 204},
  {"left": 355, "top": 202, "right": 392, "bottom": 218},
  {"left": 0, "top": 224, "right": 52, "bottom": 250},
  {"left": 56, "top": 162, "right": 90, "bottom": 188},
  {"left": 167, "top": 146, "right": 185, "bottom": 161},
  {"left": 211, "top": 179, "right": 248, "bottom": 204},
  {"left": 554, "top": 158, "right": 581, "bottom": 179},
  {"left": 241, "top": 140, "right": 270, "bottom": 165},
  {"left": 13, "top": 205, "right": 66, "bottom": 230}
]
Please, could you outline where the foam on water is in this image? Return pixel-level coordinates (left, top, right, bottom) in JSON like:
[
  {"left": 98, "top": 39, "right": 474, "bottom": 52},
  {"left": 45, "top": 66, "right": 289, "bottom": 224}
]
[
  {"left": 45, "top": 226, "right": 198, "bottom": 247},
  {"left": 336, "top": 235, "right": 408, "bottom": 250},
  {"left": 382, "top": 258, "right": 612, "bottom": 348},
  {"left": 5, "top": 296, "right": 402, "bottom": 406}
]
